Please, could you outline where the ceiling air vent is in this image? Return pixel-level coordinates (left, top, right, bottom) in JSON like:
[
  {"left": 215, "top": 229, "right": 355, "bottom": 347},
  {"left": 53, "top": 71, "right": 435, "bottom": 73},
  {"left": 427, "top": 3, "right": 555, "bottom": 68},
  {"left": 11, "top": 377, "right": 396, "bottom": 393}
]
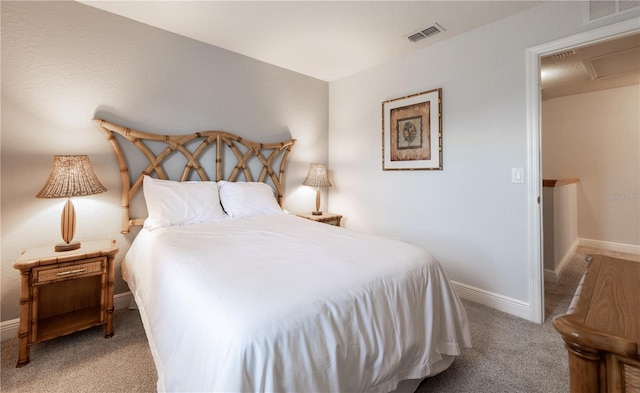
[
  {"left": 620, "top": 0, "right": 640, "bottom": 11},
  {"left": 551, "top": 50, "right": 577, "bottom": 60},
  {"left": 407, "top": 23, "right": 445, "bottom": 43},
  {"left": 583, "top": 47, "right": 640, "bottom": 80},
  {"left": 586, "top": 0, "right": 640, "bottom": 23}
]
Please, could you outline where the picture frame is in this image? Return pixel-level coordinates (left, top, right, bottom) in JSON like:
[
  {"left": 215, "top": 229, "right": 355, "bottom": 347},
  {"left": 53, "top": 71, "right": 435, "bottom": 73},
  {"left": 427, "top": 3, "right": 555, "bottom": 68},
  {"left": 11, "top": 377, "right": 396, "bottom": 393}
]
[{"left": 382, "top": 88, "right": 442, "bottom": 170}]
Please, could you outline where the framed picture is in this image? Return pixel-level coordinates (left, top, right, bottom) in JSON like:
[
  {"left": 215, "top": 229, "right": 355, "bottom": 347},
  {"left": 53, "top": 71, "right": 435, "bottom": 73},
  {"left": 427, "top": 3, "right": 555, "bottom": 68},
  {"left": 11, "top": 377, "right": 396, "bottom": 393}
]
[{"left": 382, "top": 88, "right": 442, "bottom": 170}]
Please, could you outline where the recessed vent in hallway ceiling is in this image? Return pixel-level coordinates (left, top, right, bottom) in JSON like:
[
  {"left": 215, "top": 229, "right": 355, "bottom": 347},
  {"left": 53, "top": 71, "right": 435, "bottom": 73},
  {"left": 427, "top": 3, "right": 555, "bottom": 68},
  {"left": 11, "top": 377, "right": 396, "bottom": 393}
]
[
  {"left": 584, "top": 47, "right": 640, "bottom": 80},
  {"left": 407, "top": 23, "right": 445, "bottom": 43}
]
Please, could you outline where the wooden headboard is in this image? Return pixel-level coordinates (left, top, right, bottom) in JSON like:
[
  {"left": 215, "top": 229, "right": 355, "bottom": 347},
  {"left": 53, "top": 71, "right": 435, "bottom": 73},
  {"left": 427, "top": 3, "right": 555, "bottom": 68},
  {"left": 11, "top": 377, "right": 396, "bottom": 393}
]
[{"left": 94, "top": 119, "right": 296, "bottom": 234}]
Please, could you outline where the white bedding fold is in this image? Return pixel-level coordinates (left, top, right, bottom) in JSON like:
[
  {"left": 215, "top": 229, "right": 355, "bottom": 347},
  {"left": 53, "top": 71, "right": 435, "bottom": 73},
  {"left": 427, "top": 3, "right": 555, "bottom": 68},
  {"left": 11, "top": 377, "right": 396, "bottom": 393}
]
[{"left": 123, "top": 214, "right": 471, "bottom": 392}]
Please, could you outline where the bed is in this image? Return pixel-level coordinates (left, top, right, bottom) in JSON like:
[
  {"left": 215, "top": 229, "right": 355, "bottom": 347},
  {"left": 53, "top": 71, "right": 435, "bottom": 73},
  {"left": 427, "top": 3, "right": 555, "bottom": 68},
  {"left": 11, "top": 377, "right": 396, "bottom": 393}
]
[{"left": 95, "top": 119, "right": 471, "bottom": 393}]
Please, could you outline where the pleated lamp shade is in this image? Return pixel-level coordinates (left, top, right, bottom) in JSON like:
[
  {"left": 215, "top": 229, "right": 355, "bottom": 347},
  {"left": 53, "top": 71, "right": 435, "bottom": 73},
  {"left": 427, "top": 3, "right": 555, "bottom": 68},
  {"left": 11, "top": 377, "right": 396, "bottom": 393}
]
[
  {"left": 36, "top": 155, "right": 107, "bottom": 251},
  {"left": 302, "top": 163, "right": 332, "bottom": 215},
  {"left": 302, "top": 163, "right": 332, "bottom": 188}
]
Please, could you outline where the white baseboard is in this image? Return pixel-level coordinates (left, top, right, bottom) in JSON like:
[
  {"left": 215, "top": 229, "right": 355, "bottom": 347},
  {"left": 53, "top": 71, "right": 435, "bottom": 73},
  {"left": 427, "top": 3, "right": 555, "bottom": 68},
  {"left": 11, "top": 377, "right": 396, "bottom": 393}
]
[
  {"left": 451, "top": 280, "right": 531, "bottom": 321},
  {"left": 544, "top": 239, "right": 580, "bottom": 283},
  {"left": 543, "top": 269, "right": 556, "bottom": 283},
  {"left": 579, "top": 238, "right": 640, "bottom": 255},
  {"left": 452, "top": 238, "right": 639, "bottom": 322},
  {"left": 544, "top": 238, "right": 639, "bottom": 283},
  {"left": 1, "top": 291, "right": 133, "bottom": 342},
  {"left": 1, "top": 320, "right": 19, "bottom": 343},
  {"left": 114, "top": 291, "right": 134, "bottom": 311}
]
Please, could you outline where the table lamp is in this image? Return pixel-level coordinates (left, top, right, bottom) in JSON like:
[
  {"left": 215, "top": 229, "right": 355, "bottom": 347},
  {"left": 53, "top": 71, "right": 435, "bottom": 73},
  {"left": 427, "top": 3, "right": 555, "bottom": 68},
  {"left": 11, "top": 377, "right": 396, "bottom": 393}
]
[
  {"left": 36, "top": 155, "right": 107, "bottom": 252},
  {"left": 302, "top": 163, "right": 332, "bottom": 215}
]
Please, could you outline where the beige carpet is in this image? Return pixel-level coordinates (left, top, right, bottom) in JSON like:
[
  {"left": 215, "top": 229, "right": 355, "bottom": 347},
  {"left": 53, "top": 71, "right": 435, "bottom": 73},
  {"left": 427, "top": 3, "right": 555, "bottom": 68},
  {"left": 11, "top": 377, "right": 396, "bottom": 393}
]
[
  {"left": 1, "top": 309, "right": 157, "bottom": 392},
  {"left": 2, "top": 246, "right": 634, "bottom": 392}
]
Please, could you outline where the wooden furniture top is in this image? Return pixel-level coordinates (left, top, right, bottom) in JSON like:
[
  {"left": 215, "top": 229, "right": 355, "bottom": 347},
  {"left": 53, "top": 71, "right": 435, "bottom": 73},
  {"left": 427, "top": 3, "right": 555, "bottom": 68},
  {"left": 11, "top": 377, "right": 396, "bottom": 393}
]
[
  {"left": 297, "top": 212, "right": 342, "bottom": 221},
  {"left": 553, "top": 254, "right": 640, "bottom": 361},
  {"left": 14, "top": 239, "right": 118, "bottom": 270},
  {"left": 543, "top": 178, "right": 580, "bottom": 187},
  {"left": 93, "top": 119, "right": 296, "bottom": 234}
]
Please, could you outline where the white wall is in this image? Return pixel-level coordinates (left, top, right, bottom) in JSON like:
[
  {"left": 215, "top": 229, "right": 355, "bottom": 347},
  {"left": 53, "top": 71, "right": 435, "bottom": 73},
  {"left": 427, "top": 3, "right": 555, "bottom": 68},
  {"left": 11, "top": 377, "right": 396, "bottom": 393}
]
[
  {"left": 542, "top": 86, "right": 640, "bottom": 247},
  {"left": 553, "top": 183, "right": 579, "bottom": 267},
  {"left": 542, "top": 182, "right": 579, "bottom": 281},
  {"left": 1, "top": 1, "right": 328, "bottom": 322},
  {"left": 328, "top": 1, "right": 637, "bottom": 313},
  {"left": 542, "top": 186, "right": 555, "bottom": 271}
]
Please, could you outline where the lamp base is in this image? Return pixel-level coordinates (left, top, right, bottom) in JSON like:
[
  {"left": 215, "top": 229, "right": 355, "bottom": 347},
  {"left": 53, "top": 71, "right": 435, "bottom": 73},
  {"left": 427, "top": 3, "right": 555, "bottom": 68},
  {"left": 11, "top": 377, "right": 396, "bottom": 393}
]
[
  {"left": 55, "top": 241, "right": 81, "bottom": 252},
  {"left": 312, "top": 211, "right": 323, "bottom": 216}
]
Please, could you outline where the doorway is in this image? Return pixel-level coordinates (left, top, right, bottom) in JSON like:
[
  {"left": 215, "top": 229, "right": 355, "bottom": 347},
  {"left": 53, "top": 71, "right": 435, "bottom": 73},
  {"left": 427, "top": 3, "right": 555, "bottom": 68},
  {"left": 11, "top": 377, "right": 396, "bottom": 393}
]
[{"left": 526, "top": 18, "right": 640, "bottom": 324}]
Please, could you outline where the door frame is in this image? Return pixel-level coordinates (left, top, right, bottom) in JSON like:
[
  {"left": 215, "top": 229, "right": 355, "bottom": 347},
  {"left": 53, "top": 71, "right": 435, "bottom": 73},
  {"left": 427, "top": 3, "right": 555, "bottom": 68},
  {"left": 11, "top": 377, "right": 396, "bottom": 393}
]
[{"left": 526, "top": 18, "right": 639, "bottom": 323}]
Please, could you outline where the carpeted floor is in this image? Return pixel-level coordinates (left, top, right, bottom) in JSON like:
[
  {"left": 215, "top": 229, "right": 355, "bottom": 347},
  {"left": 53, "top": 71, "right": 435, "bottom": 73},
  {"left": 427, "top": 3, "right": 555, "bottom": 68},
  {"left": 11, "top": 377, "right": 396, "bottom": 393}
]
[
  {"left": 416, "top": 250, "right": 585, "bottom": 393},
  {"left": 2, "top": 246, "right": 633, "bottom": 393},
  {"left": 1, "top": 307, "right": 157, "bottom": 392}
]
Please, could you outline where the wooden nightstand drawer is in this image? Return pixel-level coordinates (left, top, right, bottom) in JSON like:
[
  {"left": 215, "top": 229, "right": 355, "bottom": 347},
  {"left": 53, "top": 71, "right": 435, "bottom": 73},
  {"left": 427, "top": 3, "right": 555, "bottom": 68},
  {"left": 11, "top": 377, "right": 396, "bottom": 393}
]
[{"left": 33, "top": 258, "right": 105, "bottom": 285}]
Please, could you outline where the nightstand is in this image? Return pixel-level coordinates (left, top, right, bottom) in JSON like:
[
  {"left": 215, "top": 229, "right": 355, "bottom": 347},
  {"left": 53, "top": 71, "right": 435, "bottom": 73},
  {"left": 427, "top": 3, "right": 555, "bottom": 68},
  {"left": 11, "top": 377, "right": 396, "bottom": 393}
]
[
  {"left": 297, "top": 212, "right": 342, "bottom": 227},
  {"left": 13, "top": 239, "right": 118, "bottom": 367}
]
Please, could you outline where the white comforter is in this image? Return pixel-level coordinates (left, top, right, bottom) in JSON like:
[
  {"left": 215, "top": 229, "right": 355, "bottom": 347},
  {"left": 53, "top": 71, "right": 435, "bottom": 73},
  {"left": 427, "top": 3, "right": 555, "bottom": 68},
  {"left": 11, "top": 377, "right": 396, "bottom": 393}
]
[{"left": 123, "top": 214, "right": 470, "bottom": 392}]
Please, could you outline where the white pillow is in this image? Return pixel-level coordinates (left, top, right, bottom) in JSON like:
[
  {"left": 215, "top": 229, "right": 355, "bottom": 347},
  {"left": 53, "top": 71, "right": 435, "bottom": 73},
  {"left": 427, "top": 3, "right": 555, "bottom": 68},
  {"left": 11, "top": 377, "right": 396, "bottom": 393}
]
[
  {"left": 218, "top": 181, "right": 283, "bottom": 218},
  {"left": 143, "top": 176, "right": 227, "bottom": 230}
]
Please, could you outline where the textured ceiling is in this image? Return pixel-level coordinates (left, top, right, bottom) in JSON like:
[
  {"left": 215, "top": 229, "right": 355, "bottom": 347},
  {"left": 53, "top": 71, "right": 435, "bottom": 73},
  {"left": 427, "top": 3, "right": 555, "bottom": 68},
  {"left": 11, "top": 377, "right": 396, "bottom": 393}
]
[{"left": 541, "top": 33, "right": 640, "bottom": 100}]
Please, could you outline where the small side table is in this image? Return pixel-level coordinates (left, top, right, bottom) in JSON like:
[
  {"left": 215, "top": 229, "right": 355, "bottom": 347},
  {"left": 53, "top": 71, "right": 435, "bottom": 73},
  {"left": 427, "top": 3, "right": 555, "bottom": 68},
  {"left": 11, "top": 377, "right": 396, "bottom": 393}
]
[
  {"left": 13, "top": 239, "right": 118, "bottom": 367},
  {"left": 297, "top": 212, "right": 342, "bottom": 227}
]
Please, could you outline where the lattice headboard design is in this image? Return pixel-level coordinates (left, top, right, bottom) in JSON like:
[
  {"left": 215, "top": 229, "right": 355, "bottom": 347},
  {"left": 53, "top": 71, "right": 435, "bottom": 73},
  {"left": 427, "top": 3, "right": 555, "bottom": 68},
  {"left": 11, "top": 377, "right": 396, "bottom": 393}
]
[{"left": 94, "top": 119, "right": 296, "bottom": 233}]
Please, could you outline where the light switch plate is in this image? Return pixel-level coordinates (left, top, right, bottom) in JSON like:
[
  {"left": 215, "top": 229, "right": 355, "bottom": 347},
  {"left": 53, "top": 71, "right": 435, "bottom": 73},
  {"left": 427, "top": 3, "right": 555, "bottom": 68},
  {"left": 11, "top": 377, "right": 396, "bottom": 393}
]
[{"left": 512, "top": 168, "right": 525, "bottom": 183}]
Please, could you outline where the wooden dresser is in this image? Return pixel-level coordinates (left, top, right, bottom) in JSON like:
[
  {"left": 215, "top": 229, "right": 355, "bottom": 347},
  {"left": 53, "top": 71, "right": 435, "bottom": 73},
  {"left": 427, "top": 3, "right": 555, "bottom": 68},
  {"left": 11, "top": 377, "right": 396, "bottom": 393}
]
[{"left": 553, "top": 254, "right": 640, "bottom": 393}]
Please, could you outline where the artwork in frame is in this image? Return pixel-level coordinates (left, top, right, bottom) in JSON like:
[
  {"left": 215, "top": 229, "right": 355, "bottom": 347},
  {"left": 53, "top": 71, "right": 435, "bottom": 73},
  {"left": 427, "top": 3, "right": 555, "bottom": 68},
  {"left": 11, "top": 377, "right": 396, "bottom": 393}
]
[{"left": 382, "top": 88, "right": 442, "bottom": 170}]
